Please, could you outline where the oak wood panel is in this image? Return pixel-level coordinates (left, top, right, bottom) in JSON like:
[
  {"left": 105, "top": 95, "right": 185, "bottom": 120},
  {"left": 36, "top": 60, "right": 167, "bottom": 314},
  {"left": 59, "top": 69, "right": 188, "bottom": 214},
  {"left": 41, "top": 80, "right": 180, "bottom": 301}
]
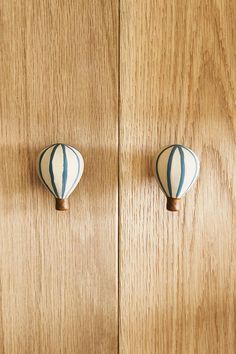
[
  {"left": 0, "top": 1, "right": 118, "bottom": 353},
  {"left": 120, "top": 1, "right": 236, "bottom": 353}
]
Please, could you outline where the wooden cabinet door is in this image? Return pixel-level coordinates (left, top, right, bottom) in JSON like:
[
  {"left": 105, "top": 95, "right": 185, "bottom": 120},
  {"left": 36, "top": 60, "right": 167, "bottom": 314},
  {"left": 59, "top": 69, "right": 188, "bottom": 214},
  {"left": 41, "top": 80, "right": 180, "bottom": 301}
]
[
  {"left": 0, "top": 1, "right": 118, "bottom": 353},
  {"left": 119, "top": 1, "right": 236, "bottom": 353}
]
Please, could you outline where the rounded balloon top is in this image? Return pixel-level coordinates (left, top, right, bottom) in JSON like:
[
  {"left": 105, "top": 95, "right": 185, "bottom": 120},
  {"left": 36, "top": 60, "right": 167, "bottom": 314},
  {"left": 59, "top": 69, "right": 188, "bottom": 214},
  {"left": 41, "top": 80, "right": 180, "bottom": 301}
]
[
  {"left": 154, "top": 144, "right": 200, "bottom": 210},
  {"left": 38, "top": 143, "right": 84, "bottom": 210}
]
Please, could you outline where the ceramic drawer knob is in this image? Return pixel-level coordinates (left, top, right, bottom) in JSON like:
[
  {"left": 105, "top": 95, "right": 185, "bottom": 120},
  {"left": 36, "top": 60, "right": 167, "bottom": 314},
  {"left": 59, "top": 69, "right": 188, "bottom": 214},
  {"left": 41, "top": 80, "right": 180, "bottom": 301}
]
[
  {"left": 38, "top": 143, "right": 84, "bottom": 211},
  {"left": 154, "top": 144, "right": 200, "bottom": 211}
]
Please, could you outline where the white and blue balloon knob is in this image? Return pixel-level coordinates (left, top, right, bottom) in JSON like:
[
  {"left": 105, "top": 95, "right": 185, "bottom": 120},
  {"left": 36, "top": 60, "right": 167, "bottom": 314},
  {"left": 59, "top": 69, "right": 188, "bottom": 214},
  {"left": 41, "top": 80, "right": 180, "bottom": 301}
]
[
  {"left": 154, "top": 144, "right": 200, "bottom": 211},
  {"left": 37, "top": 143, "right": 84, "bottom": 211}
]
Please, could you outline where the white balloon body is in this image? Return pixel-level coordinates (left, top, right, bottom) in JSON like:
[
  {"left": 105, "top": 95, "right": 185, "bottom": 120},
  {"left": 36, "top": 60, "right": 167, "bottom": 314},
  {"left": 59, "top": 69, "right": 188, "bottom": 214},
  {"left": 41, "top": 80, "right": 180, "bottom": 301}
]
[
  {"left": 154, "top": 144, "right": 200, "bottom": 200},
  {"left": 37, "top": 143, "right": 84, "bottom": 203}
]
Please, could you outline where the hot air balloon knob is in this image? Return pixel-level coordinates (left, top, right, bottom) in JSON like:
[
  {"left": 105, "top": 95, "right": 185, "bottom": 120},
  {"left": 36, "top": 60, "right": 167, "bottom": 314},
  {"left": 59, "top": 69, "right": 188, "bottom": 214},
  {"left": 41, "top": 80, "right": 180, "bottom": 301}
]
[
  {"left": 37, "top": 143, "right": 84, "bottom": 211},
  {"left": 154, "top": 144, "right": 200, "bottom": 212}
]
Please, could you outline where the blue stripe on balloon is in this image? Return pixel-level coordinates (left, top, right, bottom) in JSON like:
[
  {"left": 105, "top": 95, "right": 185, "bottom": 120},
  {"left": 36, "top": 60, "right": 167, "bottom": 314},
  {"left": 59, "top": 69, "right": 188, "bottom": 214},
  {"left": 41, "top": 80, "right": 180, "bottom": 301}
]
[
  {"left": 61, "top": 144, "right": 68, "bottom": 199},
  {"left": 63, "top": 145, "right": 81, "bottom": 197},
  {"left": 167, "top": 146, "right": 177, "bottom": 197},
  {"left": 184, "top": 148, "right": 199, "bottom": 193},
  {"left": 39, "top": 145, "right": 56, "bottom": 196},
  {"left": 49, "top": 144, "right": 59, "bottom": 198},
  {"left": 156, "top": 160, "right": 167, "bottom": 196},
  {"left": 155, "top": 145, "right": 173, "bottom": 196},
  {"left": 175, "top": 145, "right": 199, "bottom": 194},
  {"left": 176, "top": 146, "right": 185, "bottom": 198}
]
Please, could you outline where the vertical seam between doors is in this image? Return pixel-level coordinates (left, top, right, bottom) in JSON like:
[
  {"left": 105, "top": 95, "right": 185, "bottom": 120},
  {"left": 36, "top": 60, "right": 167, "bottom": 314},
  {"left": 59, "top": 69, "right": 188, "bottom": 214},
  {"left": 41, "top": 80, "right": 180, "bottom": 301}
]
[{"left": 118, "top": 0, "right": 121, "bottom": 353}]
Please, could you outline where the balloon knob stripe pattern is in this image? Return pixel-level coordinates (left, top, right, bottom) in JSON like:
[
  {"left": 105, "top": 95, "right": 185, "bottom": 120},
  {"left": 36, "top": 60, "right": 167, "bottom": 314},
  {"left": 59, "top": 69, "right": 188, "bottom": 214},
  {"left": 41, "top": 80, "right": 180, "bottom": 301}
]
[
  {"left": 154, "top": 144, "right": 200, "bottom": 211},
  {"left": 37, "top": 143, "right": 84, "bottom": 211}
]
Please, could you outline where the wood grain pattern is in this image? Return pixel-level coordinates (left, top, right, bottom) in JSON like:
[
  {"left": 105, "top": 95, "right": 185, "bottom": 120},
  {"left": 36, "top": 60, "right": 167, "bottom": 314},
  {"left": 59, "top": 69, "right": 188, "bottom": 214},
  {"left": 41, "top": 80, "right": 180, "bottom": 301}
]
[
  {"left": 0, "top": 1, "right": 118, "bottom": 353},
  {"left": 120, "top": 0, "right": 236, "bottom": 353}
]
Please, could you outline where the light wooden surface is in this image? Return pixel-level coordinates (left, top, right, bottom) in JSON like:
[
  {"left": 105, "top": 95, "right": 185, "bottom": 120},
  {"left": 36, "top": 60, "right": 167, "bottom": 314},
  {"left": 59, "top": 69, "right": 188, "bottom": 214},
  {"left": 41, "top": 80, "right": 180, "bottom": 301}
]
[
  {"left": 0, "top": 0, "right": 236, "bottom": 353},
  {"left": 120, "top": 0, "right": 236, "bottom": 353},
  {"left": 0, "top": 1, "right": 118, "bottom": 353}
]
